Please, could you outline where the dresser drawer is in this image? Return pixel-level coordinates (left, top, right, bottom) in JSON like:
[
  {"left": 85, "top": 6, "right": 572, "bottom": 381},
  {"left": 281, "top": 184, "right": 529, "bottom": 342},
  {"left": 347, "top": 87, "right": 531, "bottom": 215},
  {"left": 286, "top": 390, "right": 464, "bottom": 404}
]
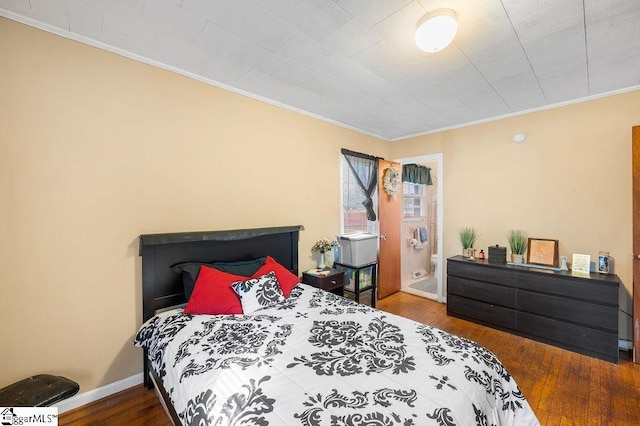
[
  {"left": 447, "top": 295, "right": 517, "bottom": 329},
  {"left": 448, "top": 276, "right": 516, "bottom": 309},
  {"left": 448, "top": 259, "right": 515, "bottom": 287},
  {"left": 516, "top": 272, "right": 618, "bottom": 305},
  {"left": 518, "top": 290, "right": 618, "bottom": 332},
  {"left": 302, "top": 270, "right": 344, "bottom": 292},
  {"left": 517, "top": 312, "right": 618, "bottom": 363}
]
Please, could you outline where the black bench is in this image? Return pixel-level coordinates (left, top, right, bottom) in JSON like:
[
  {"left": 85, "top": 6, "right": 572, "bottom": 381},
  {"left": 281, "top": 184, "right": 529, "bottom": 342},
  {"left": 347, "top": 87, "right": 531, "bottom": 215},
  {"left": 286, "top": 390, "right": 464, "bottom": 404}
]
[{"left": 0, "top": 375, "right": 79, "bottom": 407}]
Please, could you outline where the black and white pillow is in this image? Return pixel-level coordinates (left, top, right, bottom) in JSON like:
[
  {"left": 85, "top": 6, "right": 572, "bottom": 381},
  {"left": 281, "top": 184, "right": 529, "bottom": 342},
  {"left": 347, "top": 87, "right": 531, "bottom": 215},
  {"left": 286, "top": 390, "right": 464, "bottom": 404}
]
[{"left": 231, "top": 271, "right": 285, "bottom": 314}]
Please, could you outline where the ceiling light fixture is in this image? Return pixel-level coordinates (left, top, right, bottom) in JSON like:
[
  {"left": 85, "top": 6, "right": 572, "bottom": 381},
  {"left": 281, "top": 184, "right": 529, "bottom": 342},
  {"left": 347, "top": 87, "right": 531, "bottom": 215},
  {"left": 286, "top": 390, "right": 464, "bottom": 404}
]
[{"left": 415, "top": 9, "right": 458, "bottom": 53}]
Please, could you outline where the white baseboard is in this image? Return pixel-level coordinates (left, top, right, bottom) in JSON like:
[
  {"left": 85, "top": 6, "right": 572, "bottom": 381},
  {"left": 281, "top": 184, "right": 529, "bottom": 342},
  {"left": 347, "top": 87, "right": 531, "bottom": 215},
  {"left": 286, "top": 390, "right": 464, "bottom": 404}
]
[{"left": 56, "top": 373, "right": 144, "bottom": 413}]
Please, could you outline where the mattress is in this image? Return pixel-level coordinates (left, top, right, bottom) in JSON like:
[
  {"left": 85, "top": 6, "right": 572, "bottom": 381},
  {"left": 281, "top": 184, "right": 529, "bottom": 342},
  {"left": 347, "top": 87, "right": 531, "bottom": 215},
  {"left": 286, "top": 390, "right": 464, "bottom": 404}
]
[{"left": 135, "top": 284, "right": 539, "bottom": 425}]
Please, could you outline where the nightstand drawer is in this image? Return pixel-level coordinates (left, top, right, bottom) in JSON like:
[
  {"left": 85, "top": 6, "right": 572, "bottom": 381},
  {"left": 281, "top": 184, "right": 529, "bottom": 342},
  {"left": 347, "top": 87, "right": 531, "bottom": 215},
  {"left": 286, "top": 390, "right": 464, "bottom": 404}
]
[{"left": 302, "top": 270, "right": 344, "bottom": 292}]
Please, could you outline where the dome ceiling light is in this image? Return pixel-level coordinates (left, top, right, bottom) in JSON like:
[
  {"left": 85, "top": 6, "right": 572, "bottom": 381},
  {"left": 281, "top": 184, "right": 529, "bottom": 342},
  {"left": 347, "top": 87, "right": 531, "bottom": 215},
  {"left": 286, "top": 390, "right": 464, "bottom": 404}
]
[{"left": 415, "top": 9, "right": 458, "bottom": 53}]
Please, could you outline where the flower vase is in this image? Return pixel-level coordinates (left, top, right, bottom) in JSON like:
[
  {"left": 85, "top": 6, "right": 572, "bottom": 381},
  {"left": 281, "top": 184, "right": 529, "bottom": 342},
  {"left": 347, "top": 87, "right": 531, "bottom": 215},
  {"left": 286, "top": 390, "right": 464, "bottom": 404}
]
[{"left": 317, "top": 252, "right": 326, "bottom": 270}]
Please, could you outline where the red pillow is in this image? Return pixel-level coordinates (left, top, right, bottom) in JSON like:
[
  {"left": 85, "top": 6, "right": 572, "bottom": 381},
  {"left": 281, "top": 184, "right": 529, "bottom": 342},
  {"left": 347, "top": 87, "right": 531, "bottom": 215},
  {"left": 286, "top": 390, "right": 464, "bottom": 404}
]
[
  {"left": 253, "top": 256, "right": 300, "bottom": 297},
  {"left": 184, "top": 266, "right": 247, "bottom": 315}
]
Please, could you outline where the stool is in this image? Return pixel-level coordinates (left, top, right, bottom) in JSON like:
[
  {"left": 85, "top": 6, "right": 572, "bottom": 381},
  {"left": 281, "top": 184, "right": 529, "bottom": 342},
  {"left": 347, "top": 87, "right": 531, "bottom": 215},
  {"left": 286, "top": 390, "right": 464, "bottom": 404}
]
[{"left": 0, "top": 375, "right": 79, "bottom": 407}]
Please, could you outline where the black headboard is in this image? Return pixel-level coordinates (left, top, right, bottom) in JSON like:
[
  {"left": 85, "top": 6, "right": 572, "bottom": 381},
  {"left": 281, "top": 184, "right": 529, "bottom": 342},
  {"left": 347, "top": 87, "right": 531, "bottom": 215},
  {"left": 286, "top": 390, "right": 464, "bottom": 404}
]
[{"left": 139, "top": 225, "right": 303, "bottom": 324}]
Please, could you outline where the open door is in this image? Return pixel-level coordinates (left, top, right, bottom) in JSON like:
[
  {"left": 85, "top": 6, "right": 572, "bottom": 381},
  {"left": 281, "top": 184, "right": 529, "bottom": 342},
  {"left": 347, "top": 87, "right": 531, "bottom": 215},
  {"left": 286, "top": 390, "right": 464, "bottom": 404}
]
[
  {"left": 633, "top": 125, "right": 640, "bottom": 363},
  {"left": 377, "top": 159, "right": 402, "bottom": 299}
]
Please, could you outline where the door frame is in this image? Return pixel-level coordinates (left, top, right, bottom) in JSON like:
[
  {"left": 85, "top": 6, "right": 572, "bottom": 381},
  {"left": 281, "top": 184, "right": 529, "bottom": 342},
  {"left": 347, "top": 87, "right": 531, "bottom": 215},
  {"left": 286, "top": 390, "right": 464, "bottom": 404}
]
[
  {"left": 633, "top": 125, "right": 639, "bottom": 362},
  {"left": 395, "top": 154, "right": 445, "bottom": 302}
]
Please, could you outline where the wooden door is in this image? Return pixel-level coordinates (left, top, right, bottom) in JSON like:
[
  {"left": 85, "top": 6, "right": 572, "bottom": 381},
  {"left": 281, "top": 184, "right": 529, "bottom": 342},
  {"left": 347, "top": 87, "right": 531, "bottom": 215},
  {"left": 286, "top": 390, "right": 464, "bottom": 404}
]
[
  {"left": 377, "top": 159, "right": 402, "bottom": 299},
  {"left": 633, "top": 125, "right": 640, "bottom": 362}
]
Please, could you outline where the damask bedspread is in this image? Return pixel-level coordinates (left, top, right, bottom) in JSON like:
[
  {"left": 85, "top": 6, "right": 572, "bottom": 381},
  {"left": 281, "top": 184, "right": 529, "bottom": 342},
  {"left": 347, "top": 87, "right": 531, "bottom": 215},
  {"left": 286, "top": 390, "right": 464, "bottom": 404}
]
[{"left": 135, "top": 284, "right": 539, "bottom": 425}]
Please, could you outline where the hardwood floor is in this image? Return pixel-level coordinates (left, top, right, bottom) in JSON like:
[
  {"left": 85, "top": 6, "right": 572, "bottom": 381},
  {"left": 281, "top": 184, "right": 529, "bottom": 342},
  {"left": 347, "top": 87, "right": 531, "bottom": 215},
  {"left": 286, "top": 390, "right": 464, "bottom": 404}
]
[
  {"left": 59, "top": 292, "right": 640, "bottom": 425},
  {"left": 377, "top": 292, "right": 640, "bottom": 425}
]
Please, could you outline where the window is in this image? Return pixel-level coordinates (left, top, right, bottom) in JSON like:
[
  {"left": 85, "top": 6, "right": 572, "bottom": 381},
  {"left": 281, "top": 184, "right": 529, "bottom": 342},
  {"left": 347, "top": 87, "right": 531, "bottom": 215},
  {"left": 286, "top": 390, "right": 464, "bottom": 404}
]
[
  {"left": 403, "top": 182, "right": 425, "bottom": 220},
  {"left": 341, "top": 155, "right": 378, "bottom": 235}
]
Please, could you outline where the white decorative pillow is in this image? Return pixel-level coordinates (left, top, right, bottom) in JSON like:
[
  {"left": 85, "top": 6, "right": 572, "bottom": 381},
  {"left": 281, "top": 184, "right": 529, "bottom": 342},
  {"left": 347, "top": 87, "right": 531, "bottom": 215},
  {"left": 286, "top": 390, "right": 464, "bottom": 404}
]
[{"left": 231, "top": 271, "right": 285, "bottom": 314}]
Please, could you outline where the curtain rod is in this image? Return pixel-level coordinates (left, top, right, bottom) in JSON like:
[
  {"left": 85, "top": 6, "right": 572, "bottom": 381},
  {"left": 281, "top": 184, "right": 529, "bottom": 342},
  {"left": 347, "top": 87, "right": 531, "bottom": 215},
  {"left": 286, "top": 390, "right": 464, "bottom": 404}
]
[{"left": 340, "top": 148, "right": 383, "bottom": 161}]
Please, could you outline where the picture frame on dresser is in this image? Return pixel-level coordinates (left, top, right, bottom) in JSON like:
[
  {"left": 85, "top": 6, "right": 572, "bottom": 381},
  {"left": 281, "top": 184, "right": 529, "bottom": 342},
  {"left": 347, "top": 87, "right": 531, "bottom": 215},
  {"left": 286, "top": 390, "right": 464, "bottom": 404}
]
[
  {"left": 526, "top": 238, "right": 559, "bottom": 267},
  {"left": 572, "top": 253, "right": 591, "bottom": 275}
]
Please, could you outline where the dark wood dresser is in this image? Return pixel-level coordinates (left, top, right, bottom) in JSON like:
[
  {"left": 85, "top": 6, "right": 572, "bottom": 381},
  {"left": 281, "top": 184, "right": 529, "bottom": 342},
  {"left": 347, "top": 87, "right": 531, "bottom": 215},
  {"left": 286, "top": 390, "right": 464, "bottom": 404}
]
[{"left": 447, "top": 255, "right": 621, "bottom": 363}]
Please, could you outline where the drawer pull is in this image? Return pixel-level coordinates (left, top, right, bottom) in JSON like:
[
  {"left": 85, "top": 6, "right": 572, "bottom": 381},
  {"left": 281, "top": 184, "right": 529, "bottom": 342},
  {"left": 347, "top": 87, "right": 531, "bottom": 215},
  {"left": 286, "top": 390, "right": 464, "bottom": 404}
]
[{"left": 331, "top": 280, "right": 337, "bottom": 285}]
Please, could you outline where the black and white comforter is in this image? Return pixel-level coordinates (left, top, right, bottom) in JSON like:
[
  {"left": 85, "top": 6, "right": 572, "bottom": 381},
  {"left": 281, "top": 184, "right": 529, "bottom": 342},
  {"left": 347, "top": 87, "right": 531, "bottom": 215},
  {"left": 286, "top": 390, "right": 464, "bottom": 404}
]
[{"left": 135, "top": 284, "right": 539, "bottom": 426}]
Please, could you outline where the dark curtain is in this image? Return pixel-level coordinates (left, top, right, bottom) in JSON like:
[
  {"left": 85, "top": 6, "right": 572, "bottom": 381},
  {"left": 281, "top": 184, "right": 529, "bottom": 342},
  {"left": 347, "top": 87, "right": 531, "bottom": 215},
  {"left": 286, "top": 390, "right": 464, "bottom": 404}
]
[
  {"left": 341, "top": 149, "right": 379, "bottom": 221},
  {"left": 402, "top": 163, "right": 432, "bottom": 185}
]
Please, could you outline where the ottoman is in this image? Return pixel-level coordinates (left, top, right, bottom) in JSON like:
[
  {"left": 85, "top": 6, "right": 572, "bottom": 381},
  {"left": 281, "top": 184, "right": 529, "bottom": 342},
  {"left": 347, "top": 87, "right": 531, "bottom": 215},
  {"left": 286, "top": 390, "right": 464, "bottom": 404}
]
[{"left": 0, "top": 375, "right": 79, "bottom": 407}]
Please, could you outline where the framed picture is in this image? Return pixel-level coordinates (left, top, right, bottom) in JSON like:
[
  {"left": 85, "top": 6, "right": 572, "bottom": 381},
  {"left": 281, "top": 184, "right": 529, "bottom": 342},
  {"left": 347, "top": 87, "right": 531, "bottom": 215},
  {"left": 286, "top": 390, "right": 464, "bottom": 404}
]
[
  {"left": 526, "top": 238, "right": 559, "bottom": 267},
  {"left": 572, "top": 254, "right": 591, "bottom": 275}
]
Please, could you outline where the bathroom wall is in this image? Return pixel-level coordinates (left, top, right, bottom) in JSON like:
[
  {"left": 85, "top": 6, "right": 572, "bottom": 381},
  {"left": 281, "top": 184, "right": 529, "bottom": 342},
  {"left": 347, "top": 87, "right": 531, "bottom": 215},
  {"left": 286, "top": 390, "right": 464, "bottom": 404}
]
[
  {"left": 401, "top": 161, "right": 438, "bottom": 285},
  {"left": 402, "top": 220, "right": 431, "bottom": 282}
]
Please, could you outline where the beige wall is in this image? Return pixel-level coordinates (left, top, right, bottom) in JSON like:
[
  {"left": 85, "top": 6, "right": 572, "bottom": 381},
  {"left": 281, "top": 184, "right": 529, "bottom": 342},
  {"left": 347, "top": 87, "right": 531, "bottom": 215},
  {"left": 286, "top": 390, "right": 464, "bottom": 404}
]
[
  {"left": 0, "top": 18, "right": 390, "bottom": 392},
  {"left": 391, "top": 90, "right": 639, "bottom": 340}
]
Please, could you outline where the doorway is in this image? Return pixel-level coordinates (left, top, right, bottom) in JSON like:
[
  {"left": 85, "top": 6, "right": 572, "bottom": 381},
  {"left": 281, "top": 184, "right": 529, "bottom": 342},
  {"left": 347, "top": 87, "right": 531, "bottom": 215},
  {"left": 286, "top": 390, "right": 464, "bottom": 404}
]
[{"left": 395, "top": 154, "right": 444, "bottom": 302}]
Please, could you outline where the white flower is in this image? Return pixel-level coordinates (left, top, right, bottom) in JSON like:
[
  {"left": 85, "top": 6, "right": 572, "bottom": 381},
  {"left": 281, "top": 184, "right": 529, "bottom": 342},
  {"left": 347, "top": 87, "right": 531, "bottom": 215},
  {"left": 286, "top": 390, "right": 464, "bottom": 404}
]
[{"left": 312, "top": 238, "right": 333, "bottom": 253}]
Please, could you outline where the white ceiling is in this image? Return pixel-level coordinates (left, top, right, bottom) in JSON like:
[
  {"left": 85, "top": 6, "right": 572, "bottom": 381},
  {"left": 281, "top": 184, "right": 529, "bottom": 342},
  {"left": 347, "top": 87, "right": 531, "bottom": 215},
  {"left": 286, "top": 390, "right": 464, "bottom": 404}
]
[{"left": 2, "top": 0, "right": 640, "bottom": 141}]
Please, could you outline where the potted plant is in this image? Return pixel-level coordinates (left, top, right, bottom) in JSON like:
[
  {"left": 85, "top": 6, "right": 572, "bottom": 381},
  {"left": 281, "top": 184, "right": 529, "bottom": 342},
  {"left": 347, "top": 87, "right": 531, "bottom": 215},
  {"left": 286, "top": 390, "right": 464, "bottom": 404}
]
[
  {"left": 507, "top": 230, "right": 527, "bottom": 263},
  {"left": 459, "top": 227, "right": 478, "bottom": 258}
]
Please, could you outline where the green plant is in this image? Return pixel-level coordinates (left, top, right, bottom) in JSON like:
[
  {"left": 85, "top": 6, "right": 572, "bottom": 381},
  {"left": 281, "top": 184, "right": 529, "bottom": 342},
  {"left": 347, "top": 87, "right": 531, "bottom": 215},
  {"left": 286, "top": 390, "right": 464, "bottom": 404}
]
[
  {"left": 459, "top": 227, "right": 478, "bottom": 249},
  {"left": 507, "top": 230, "right": 527, "bottom": 255}
]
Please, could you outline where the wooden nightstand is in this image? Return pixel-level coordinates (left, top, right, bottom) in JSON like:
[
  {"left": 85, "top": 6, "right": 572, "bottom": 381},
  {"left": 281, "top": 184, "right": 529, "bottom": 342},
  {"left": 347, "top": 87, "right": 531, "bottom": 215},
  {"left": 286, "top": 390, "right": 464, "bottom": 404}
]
[{"left": 301, "top": 269, "right": 345, "bottom": 296}]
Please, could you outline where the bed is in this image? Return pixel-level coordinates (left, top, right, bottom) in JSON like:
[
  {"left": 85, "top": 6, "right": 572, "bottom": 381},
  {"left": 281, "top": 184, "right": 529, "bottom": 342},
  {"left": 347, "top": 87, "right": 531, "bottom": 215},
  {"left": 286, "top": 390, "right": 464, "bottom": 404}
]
[{"left": 135, "top": 226, "right": 539, "bottom": 425}]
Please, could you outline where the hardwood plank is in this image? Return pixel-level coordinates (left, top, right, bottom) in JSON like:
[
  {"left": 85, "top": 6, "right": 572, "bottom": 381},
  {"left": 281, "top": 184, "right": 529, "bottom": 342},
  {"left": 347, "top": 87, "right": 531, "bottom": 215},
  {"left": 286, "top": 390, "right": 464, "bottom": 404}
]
[
  {"left": 610, "top": 360, "right": 631, "bottom": 426},
  {"left": 587, "top": 356, "right": 604, "bottom": 425},
  {"left": 600, "top": 358, "right": 615, "bottom": 425},
  {"left": 625, "top": 355, "right": 640, "bottom": 420},
  {"left": 58, "top": 292, "right": 640, "bottom": 425},
  {"left": 59, "top": 385, "right": 171, "bottom": 426},
  {"left": 573, "top": 353, "right": 590, "bottom": 425},
  {"left": 526, "top": 344, "right": 553, "bottom": 411},
  {"left": 545, "top": 350, "right": 571, "bottom": 424}
]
